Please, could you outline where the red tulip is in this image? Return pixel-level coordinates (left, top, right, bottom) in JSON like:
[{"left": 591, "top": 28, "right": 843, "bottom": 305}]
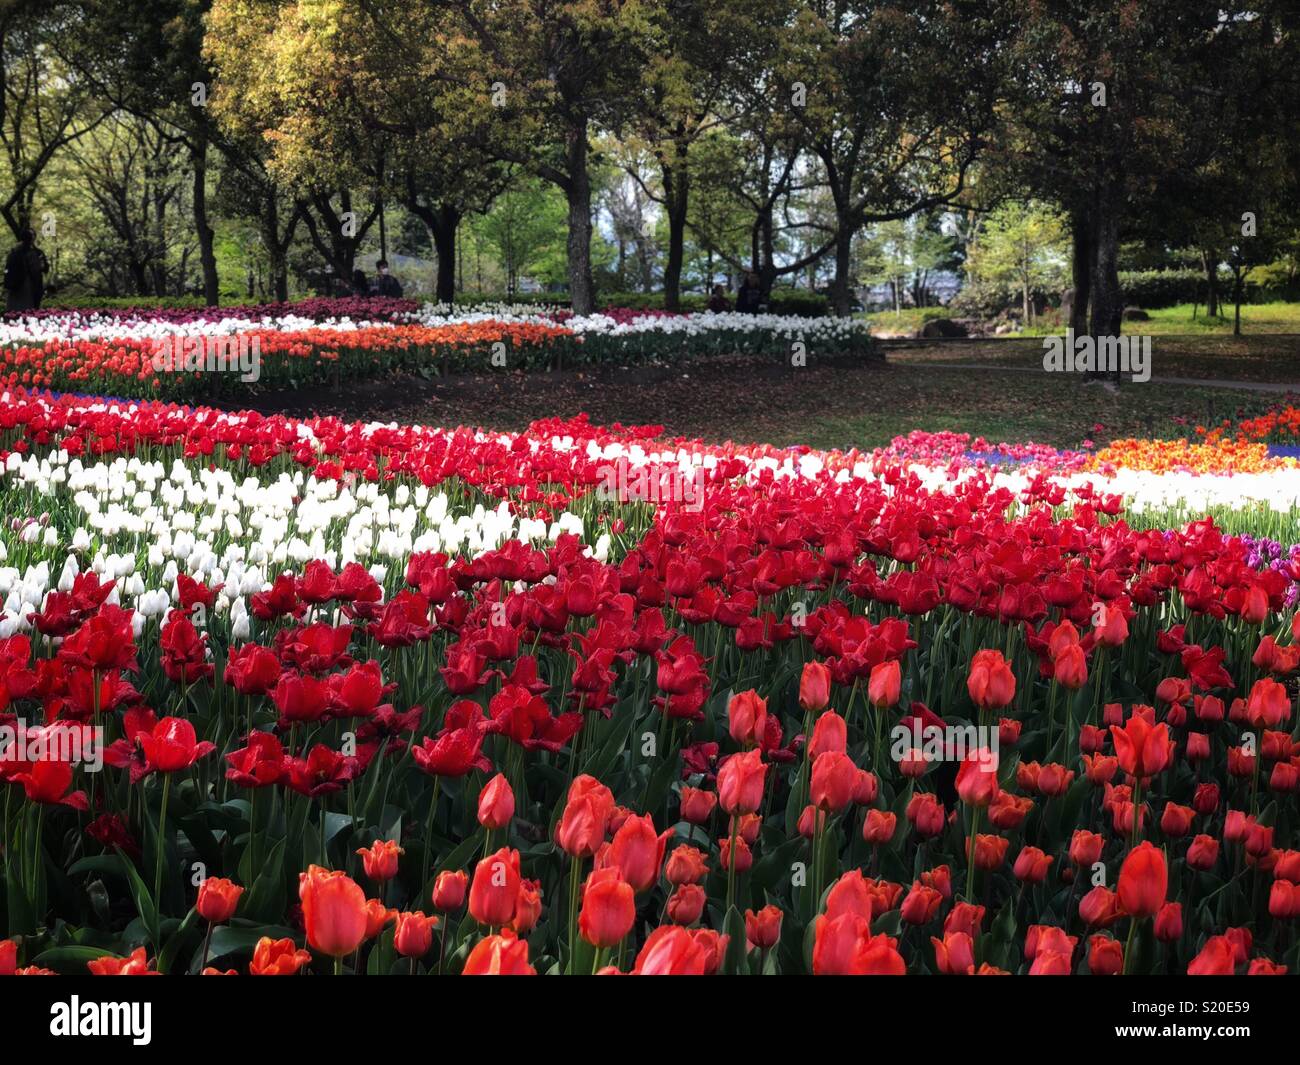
[
  {"left": 579, "top": 867, "right": 636, "bottom": 948},
  {"left": 867, "top": 659, "right": 900, "bottom": 708},
  {"left": 717, "top": 748, "right": 767, "bottom": 815},
  {"left": 476, "top": 773, "right": 515, "bottom": 831},
  {"left": 967, "top": 649, "right": 1015, "bottom": 711},
  {"left": 1087, "top": 934, "right": 1123, "bottom": 975},
  {"left": 1187, "top": 935, "right": 1236, "bottom": 976},
  {"left": 598, "top": 812, "right": 669, "bottom": 893},
  {"left": 393, "top": 911, "right": 439, "bottom": 958},
  {"left": 799, "top": 661, "right": 832, "bottom": 712},
  {"left": 1116, "top": 842, "right": 1167, "bottom": 919},
  {"left": 632, "top": 925, "right": 709, "bottom": 975},
  {"left": 745, "top": 905, "right": 782, "bottom": 950},
  {"left": 955, "top": 751, "right": 999, "bottom": 806},
  {"left": 469, "top": 848, "right": 521, "bottom": 928},
  {"left": 432, "top": 870, "right": 469, "bottom": 912},
  {"left": 557, "top": 775, "right": 615, "bottom": 858},
  {"left": 666, "top": 884, "right": 706, "bottom": 926},
  {"left": 727, "top": 689, "right": 767, "bottom": 748},
  {"left": 196, "top": 877, "right": 243, "bottom": 924},
  {"left": 810, "top": 751, "right": 857, "bottom": 813}
]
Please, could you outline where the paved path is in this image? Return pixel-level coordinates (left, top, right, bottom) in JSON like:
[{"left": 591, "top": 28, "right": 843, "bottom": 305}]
[{"left": 885, "top": 357, "right": 1300, "bottom": 394}]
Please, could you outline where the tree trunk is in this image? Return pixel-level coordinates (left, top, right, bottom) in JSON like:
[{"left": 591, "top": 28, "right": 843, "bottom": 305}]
[
  {"left": 260, "top": 194, "right": 290, "bottom": 303},
  {"left": 430, "top": 205, "right": 459, "bottom": 304},
  {"left": 1233, "top": 268, "right": 1243, "bottom": 336},
  {"left": 191, "top": 140, "right": 220, "bottom": 306},
  {"left": 564, "top": 121, "right": 596, "bottom": 314},
  {"left": 1089, "top": 202, "right": 1122, "bottom": 341},
  {"left": 661, "top": 159, "right": 688, "bottom": 311},
  {"left": 1202, "top": 248, "right": 1220, "bottom": 317},
  {"left": 1069, "top": 209, "right": 1092, "bottom": 337},
  {"left": 829, "top": 214, "right": 854, "bottom": 316}
]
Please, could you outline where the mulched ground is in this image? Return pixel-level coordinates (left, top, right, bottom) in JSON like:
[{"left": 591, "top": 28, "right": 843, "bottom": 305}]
[
  {"left": 211, "top": 337, "right": 1300, "bottom": 450},
  {"left": 227, "top": 352, "right": 891, "bottom": 446}
]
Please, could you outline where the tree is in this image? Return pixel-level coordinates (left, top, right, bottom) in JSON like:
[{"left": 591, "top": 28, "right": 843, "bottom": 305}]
[
  {"left": 626, "top": 0, "right": 785, "bottom": 308},
  {"left": 473, "top": 178, "right": 568, "bottom": 296},
  {"left": 0, "top": 1, "right": 112, "bottom": 239},
  {"left": 781, "top": 0, "right": 1001, "bottom": 314},
  {"left": 966, "top": 201, "right": 1067, "bottom": 324},
  {"left": 996, "top": 1, "right": 1300, "bottom": 344}
]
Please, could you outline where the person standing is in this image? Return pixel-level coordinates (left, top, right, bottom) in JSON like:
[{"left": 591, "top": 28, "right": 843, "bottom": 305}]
[
  {"left": 4, "top": 229, "right": 49, "bottom": 312},
  {"left": 374, "top": 259, "right": 404, "bottom": 298},
  {"left": 735, "top": 271, "right": 762, "bottom": 314},
  {"left": 707, "top": 284, "right": 731, "bottom": 312}
]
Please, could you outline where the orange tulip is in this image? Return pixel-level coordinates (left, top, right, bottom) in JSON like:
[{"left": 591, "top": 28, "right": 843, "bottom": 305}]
[
  {"left": 463, "top": 929, "right": 537, "bottom": 975},
  {"left": 355, "top": 839, "right": 403, "bottom": 882},
  {"left": 195, "top": 876, "right": 243, "bottom": 924},
  {"left": 299, "top": 866, "right": 368, "bottom": 958},
  {"left": 967, "top": 649, "right": 1015, "bottom": 711},
  {"left": 249, "top": 936, "right": 313, "bottom": 976}
]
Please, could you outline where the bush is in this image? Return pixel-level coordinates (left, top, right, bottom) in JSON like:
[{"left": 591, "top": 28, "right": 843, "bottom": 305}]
[
  {"left": 450, "top": 288, "right": 832, "bottom": 317},
  {"left": 1116, "top": 269, "right": 1205, "bottom": 309},
  {"left": 44, "top": 294, "right": 207, "bottom": 311},
  {"left": 947, "top": 279, "right": 1016, "bottom": 319}
]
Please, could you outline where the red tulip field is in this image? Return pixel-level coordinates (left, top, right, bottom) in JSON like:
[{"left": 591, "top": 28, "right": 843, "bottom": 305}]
[{"left": 0, "top": 386, "right": 1296, "bottom": 985}]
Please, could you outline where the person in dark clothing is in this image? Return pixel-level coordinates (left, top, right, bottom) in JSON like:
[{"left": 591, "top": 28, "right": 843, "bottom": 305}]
[
  {"left": 707, "top": 284, "right": 730, "bottom": 313},
  {"left": 351, "top": 268, "right": 371, "bottom": 297},
  {"left": 4, "top": 229, "right": 49, "bottom": 312},
  {"left": 735, "top": 271, "right": 762, "bottom": 314},
  {"left": 374, "top": 259, "right": 403, "bottom": 298}
]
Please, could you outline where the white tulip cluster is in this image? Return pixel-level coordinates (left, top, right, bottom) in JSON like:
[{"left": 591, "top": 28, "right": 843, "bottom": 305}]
[{"left": 0, "top": 446, "right": 608, "bottom": 642}]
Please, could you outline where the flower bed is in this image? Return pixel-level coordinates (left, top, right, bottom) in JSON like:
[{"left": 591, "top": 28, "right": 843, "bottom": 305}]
[
  {"left": 0, "top": 301, "right": 878, "bottom": 400},
  {"left": 0, "top": 393, "right": 1297, "bottom": 976}
]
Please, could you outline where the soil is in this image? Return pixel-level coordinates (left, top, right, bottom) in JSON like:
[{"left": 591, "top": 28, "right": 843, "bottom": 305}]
[{"left": 219, "top": 352, "right": 887, "bottom": 445}]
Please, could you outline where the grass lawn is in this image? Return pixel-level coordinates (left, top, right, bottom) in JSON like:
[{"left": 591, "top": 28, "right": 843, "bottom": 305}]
[
  {"left": 864, "top": 307, "right": 955, "bottom": 336},
  {"left": 1013, "top": 301, "right": 1300, "bottom": 336},
  {"left": 867, "top": 301, "right": 1300, "bottom": 342},
  {"left": 886, "top": 333, "right": 1300, "bottom": 384}
]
